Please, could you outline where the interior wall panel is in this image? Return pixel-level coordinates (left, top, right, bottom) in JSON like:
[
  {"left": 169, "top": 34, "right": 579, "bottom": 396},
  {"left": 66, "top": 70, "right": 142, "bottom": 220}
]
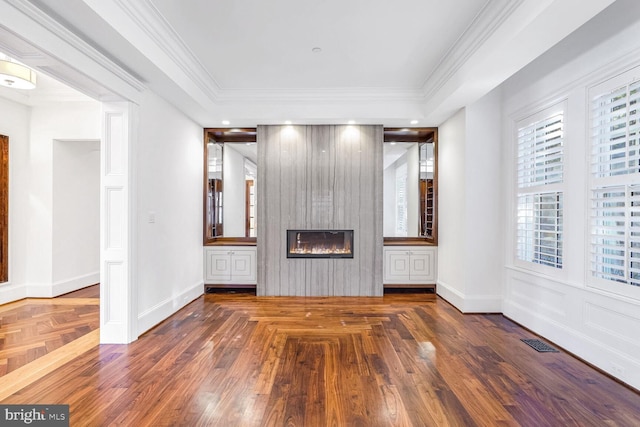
[{"left": 257, "top": 125, "right": 383, "bottom": 296}]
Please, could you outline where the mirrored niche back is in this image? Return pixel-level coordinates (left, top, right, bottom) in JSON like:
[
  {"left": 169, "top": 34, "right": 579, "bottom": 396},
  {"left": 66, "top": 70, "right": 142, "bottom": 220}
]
[
  {"left": 383, "top": 128, "right": 437, "bottom": 245},
  {"left": 204, "top": 128, "right": 257, "bottom": 244}
]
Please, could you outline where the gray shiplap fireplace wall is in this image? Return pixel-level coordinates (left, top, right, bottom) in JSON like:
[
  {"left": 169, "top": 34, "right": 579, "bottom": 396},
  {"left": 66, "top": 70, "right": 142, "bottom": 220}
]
[{"left": 257, "top": 125, "right": 383, "bottom": 296}]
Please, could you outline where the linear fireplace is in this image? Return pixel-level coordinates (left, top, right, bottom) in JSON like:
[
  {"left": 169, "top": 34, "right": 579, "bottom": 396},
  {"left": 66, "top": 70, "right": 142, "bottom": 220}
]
[{"left": 287, "top": 229, "right": 354, "bottom": 258}]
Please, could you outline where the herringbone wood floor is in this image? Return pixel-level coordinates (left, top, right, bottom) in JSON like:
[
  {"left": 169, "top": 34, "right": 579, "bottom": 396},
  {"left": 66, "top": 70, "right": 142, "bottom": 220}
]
[
  {"left": 0, "top": 286, "right": 99, "bottom": 376},
  {"left": 1, "top": 289, "right": 640, "bottom": 426}
]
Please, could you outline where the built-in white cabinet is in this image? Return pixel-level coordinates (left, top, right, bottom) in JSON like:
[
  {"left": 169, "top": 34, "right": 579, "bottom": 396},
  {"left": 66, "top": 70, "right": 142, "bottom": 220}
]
[
  {"left": 204, "top": 246, "right": 257, "bottom": 285},
  {"left": 383, "top": 246, "right": 437, "bottom": 286}
]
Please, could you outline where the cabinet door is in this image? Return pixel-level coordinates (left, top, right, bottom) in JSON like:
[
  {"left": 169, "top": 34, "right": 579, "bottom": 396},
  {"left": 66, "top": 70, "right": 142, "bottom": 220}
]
[
  {"left": 384, "top": 250, "right": 411, "bottom": 282},
  {"left": 230, "top": 250, "right": 257, "bottom": 283},
  {"left": 409, "top": 249, "right": 436, "bottom": 282},
  {"left": 205, "top": 250, "right": 232, "bottom": 282}
]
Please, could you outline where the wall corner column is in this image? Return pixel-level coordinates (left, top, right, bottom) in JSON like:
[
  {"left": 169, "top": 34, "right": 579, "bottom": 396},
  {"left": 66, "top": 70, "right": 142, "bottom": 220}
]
[{"left": 100, "top": 101, "right": 138, "bottom": 343}]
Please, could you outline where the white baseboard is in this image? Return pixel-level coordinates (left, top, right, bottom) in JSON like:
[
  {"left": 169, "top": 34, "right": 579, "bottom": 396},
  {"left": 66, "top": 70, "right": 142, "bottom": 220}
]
[
  {"left": 26, "top": 282, "right": 55, "bottom": 298},
  {"left": 137, "top": 281, "right": 204, "bottom": 336},
  {"left": 504, "top": 298, "right": 640, "bottom": 391},
  {"left": 436, "top": 279, "right": 465, "bottom": 310},
  {"left": 437, "top": 279, "right": 502, "bottom": 313},
  {"left": 23, "top": 272, "right": 100, "bottom": 298},
  {"left": 462, "top": 294, "right": 502, "bottom": 313},
  {"left": 52, "top": 272, "right": 100, "bottom": 296},
  {"left": 0, "top": 282, "right": 27, "bottom": 305}
]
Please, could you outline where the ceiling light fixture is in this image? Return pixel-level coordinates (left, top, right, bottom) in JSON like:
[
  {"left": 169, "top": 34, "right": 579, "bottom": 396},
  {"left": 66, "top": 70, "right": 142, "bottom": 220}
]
[
  {"left": 0, "top": 59, "right": 37, "bottom": 90},
  {"left": 284, "top": 120, "right": 292, "bottom": 125},
  {"left": 410, "top": 120, "right": 419, "bottom": 125},
  {"left": 348, "top": 120, "right": 356, "bottom": 125},
  {"left": 312, "top": 47, "right": 322, "bottom": 53},
  {"left": 221, "top": 120, "right": 230, "bottom": 125}
]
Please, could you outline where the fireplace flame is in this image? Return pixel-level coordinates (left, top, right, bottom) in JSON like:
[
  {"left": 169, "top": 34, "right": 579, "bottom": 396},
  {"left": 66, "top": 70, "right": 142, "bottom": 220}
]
[{"left": 287, "top": 230, "right": 354, "bottom": 258}]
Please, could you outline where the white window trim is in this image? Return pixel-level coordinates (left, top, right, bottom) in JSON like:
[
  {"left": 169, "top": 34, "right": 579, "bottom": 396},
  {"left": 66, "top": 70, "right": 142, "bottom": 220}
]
[
  {"left": 588, "top": 69, "right": 640, "bottom": 301},
  {"left": 513, "top": 102, "right": 566, "bottom": 275}
]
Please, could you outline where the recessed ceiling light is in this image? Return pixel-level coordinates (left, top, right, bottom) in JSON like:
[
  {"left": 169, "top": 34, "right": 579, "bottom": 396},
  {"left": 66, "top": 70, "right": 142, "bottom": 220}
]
[
  {"left": 221, "top": 120, "right": 230, "bottom": 125},
  {"left": 348, "top": 120, "right": 356, "bottom": 125},
  {"left": 410, "top": 120, "right": 419, "bottom": 125},
  {"left": 284, "top": 120, "right": 292, "bottom": 125},
  {"left": 312, "top": 47, "right": 322, "bottom": 53}
]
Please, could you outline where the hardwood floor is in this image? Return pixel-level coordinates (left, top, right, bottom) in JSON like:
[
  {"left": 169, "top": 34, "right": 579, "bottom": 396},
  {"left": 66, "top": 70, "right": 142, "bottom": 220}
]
[
  {"left": 0, "top": 285, "right": 100, "bottom": 400},
  {"left": 0, "top": 286, "right": 99, "bottom": 376},
  {"left": 2, "top": 290, "right": 640, "bottom": 426}
]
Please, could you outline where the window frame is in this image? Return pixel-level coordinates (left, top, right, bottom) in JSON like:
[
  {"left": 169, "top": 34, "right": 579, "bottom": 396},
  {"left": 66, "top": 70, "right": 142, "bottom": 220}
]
[
  {"left": 588, "top": 69, "right": 640, "bottom": 300},
  {"left": 513, "top": 102, "right": 566, "bottom": 273}
]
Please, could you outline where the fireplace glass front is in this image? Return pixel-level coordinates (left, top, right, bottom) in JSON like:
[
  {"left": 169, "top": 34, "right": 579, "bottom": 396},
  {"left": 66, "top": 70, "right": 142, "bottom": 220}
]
[{"left": 287, "top": 230, "right": 354, "bottom": 258}]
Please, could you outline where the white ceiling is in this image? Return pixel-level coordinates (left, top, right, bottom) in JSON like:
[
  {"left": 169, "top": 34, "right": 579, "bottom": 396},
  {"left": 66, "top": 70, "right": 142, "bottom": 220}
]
[
  {"left": 0, "top": 0, "right": 619, "bottom": 127},
  {"left": 150, "top": 0, "right": 487, "bottom": 90}
]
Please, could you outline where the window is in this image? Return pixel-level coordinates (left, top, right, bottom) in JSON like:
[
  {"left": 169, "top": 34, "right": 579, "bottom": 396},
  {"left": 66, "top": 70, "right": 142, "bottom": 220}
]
[
  {"left": 515, "top": 107, "right": 564, "bottom": 269},
  {"left": 590, "top": 77, "right": 640, "bottom": 290}
]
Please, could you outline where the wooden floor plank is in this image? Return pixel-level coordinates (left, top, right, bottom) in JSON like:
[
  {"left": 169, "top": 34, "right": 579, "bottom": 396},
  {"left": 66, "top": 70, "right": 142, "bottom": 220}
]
[
  {"left": 1, "top": 291, "right": 639, "bottom": 426},
  {"left": 0, "top": 286, "right": 100, "bottom": 379},
  {"left": 0, "top": 329, "right": 99, "bottom": 400}
]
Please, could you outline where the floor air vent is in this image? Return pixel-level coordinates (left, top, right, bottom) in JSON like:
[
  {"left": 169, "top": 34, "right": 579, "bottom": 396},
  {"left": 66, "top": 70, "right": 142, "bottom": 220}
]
[{"left": 521, "top": 339, "right": 559, "bottom": 353}]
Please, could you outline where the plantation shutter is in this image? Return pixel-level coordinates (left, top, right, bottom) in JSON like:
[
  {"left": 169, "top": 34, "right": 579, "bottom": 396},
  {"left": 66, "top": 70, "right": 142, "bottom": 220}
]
[
  {"left": 591, "top": 79, "right": 640, "bottom": 288},
  {"left": 516, "top": 108, "right": 564, "bottom": 269}
]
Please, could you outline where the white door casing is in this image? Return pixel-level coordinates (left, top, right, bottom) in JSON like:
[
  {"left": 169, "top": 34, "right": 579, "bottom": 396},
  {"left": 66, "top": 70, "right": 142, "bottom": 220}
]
[{"left": 100, "top": 102, "right": 138, "bottom": 344}]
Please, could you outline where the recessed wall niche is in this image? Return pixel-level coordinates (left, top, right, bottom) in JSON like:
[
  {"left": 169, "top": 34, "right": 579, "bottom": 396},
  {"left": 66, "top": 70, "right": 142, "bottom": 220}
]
[{"left": 257, "top": 125, "right": 383, "bottom": 296}]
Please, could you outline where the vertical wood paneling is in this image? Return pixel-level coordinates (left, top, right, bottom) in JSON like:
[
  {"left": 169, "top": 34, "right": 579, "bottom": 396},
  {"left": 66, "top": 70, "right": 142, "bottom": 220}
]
[
  {"left": 0, "top": 135, "right": 8, "bottom": 283},
  {"left": 258, "top": 125, "right": 383, "bottom": 296}
]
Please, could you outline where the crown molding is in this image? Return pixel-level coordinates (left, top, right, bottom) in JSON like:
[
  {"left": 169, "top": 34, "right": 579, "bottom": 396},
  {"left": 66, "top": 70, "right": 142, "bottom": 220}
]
[
  {"left": 213, "top": 87, "right": 426, "bottom": 104},
  {"left": 112, "top": 0, "right": 221, "bottom": 101},
  {"left": 104, "top": 0, "right": 428, "bottom": 106},
  {"left": 421, "top": 0, "right": 525, "bottom": 99},
  {"left": 0, "top": 41, "right": 45, "bottom": 63},
  {"left": 3, "top": 0, "right": 145, "bottom": 94}
]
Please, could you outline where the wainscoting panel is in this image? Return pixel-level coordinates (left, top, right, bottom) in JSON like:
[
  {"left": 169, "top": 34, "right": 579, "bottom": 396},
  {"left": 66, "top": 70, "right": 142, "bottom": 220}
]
[
  {"left": 257, "top": 125, "right": 383, "bottom": 296},
  {"left": 503, "top": 267, "right": 640, "bottom": 390}
]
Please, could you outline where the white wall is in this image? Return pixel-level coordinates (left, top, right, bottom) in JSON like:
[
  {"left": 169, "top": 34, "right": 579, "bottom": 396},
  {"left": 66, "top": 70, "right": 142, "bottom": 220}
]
[
  {"left": 437, "top": 91, "right": 505, "bottom": 313},
  {"left": 27, "top": 102, "right": 100, "bottom": 297},
  {"left": 0, "top": 98, "right": 101, "bottom": 303},
  {"left": 499, "top": 0, "right": 640, "bottom": 390},
  {"left": 135, "top": 90, "right": 203, "bottom": 335},
  {"left": 0, "top": 97, "right": 30, "bottom": 303},
  {"left": 437, "top": 109, "right": 467, "bottom": 307},
  {"left": 463, "top": 89, "right": 503, "bottom": 311},
  {"left": 52, "top": 139, "right": 100, "bottom": 293}
]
